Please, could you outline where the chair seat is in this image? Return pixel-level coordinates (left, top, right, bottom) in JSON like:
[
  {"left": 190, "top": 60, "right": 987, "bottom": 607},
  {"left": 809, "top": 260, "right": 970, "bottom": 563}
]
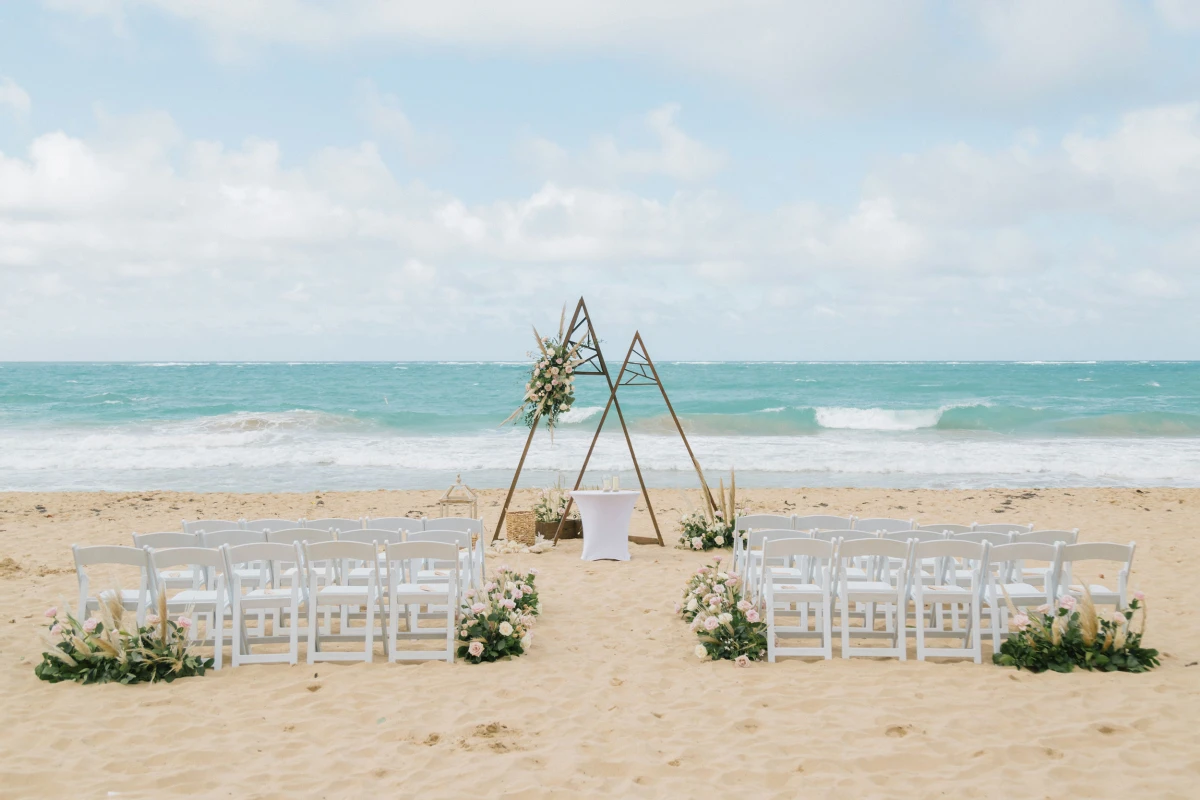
[
  {"left": 244, "top": 588, "right": 295, "bottom": 599},
  {"left": 315, "top": 585, "right": 372, "bottom": 599},
  {"left": 843, "top": 581, "right": 896, "bottom": 594},
  {"left": 985, "top": 583, "right": 1043, "bottom": 600},
  {"left": 416, "top": 569, "right": 455, "bottom": 581},
  {"left": 1063, "top": 584, "right": 1118, "bottom": 599},
  {"left": 767, "top": 567, "right": 805, "bottom": 578},
  {"left": 772, "top": 583, "right": 822, "bottom": 594},
  {"left": 160, "top": 569, "right": 199, "bottom": 581},
  {"left": 169, "top": 590, "right": 227, "bottom": 608},
  {"left": 392, "top": 583, "right": 453, "bottom": 597},
  {"left": 920, "top": 584, "right": 975, "bottom": 599}
]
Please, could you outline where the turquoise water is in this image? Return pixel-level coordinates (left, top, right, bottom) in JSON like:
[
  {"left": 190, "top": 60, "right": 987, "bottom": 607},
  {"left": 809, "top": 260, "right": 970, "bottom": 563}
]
[{"left": 1, "top": 361, "right": 1198, "bottom": 490}]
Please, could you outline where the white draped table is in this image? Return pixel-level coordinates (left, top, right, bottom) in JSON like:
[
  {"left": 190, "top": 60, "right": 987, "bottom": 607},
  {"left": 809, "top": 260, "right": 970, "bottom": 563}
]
[{"left": 572, "top": 490, "right": 639, "bottom": 561}]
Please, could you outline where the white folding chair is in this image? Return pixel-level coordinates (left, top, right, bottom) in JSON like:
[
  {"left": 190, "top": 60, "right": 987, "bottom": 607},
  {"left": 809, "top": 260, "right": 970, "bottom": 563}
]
[
  {"left": 973, "top": 522, "right": 1034, "bottom": 535},
  {"left": 912, "top": 540, "right": 988, "bottom": 663},
  {"left": 883, "top": 529, "right": 945, "bottom": 585},
  {"left": 1013, "top": 530, "right": 1078, "bottom": 587},
  {"left": 764, "top": 538, "right": 834, "bottom": 661},
  {"left": 183, "top": 519, "right": 242, "bottom": 534},
  {"left": 814, "top": 530, "right": 875, "bottom": 583},
  {"left": 982, "top": 542, "right": 1060, "bottom": 652},
  {"left": 146, "top": 546, "right": 230, "bottom": 670},
  {"left": 423, "top": 518, "right": 485, "bottom": 588},
  {"left": 733, "top": 514, "right": 795, "bottom": 572},
  {"left": 836, "top": 538, "right": 913, "bottom": 660},
  {"left": 72, "top": 545, "right": 152, "bottom": 626},
  {"left": 918, "top": 523, "right": 973, "bottom": 534},
  {"left": 301, "top": 540, "right": 381, "bottom": 663},
  {"left": 408, "top": 530, "right": 473, "bottom": 591},
  {"left": 853, "top": 518, "right": 915, "bottom": 533},
  {"left": 133, "top": 532, "right": 201, "bottom": 590},
  {"left": 743, "top": 529, "right": 805, "bottom": 601},
  {"left": 338, "top": 529, "right": 405, "bottom": 581},
  {"left": 221, "top": 542, "right": 302, "bottom": 666},
  {"left": 1057, "top": 542, "right": 1135, "bottom": 610},
  {"left": 384, "top": 541, "right": 459, "bottom": 663}
]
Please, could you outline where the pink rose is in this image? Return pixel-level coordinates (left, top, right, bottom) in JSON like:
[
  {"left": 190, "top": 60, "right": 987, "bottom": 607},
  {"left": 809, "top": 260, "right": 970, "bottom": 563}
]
[
  {"left": 502, "top": 599, "right": 516, "bottom": 610},
  {"left": 735, "top": 655, "right": 750, "bottom": 668},
  {"left": 44, "top": 607, "right": 58, "bottom": 618},
  {"left": 1012, "top": 614, "right": 1030, "bottom": 631},
  {"left": 512, "top": 590, "right": 523, "bottom": 600},
  {"left": 745, "top": 609, "right": 760, "bottom": 623},
  {"left": 1035, "top": 604, "right": 1050, "bottom": 614},
  {"left": 471, "top": 603, "right": 486, "bottom": 614},
  {"left": 145, "top": 614, "right": 161, "bottom": 626},
  {"left": 83, "top": 618, "right": 98, "bottom": 633},
  {"left": 464, "top": 589, "right": 475, "bottom": 599},
  {"left": 1058, "top": 595, "right": 1076, "bottom": 611},
  {"left": 713, "top": 556, "right": 723, "bottom": 563},
  {"left": 50, "top": 623, "right": 63, "bottom": 636},
  {"left": 704, "top": 616, "right": 720, "bottom": 631},
  {"left": 1109, "top": 611, "right": 1126, "bottom": 624},
  {"left": 529, "top": 568, "right": 539, "bottom": 576},
  {"left": 674, "top": 603, "right": 681, "bottom": 614},
  {"left": 468, "top": 641, "right": 484, "bottom": 657},
  {"left": 1133, "top": 590, "right": 1145, "bottom": 601},
  {"left": 176, "top": 616, "right": 192, "bottom": 629}
]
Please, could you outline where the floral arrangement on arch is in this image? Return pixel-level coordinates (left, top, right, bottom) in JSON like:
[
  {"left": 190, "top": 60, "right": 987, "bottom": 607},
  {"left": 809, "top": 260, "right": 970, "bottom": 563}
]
[
  {"left": 503, "top": 307, "right": 584, "bottom": 436},
  {"left": 678, "top": 472, "right": 742, "bottom": 551},
  {"left": 675, "top": 556, "right": 767, "bottom": 665},
  {"left": 35, "top": 591, "right": 213, "bottom": 685},
  {"left": 993, "top": 589, "right": 1159, "bottom": 674},
  {"left": 457, "top": 567, "right": 541, "bottom": 664}
]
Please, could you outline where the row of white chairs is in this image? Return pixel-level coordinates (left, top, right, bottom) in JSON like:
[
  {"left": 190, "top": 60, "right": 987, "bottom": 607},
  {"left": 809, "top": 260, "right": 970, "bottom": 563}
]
[
  {"left": 732, "top": 514, "right": 1039, "bottom": 575},
  {"left": 748, "top": 533, "right": 1133, "bottom": 663},
  {"left": 72, "top": 533, "right": 473, "bottom": 667},
  {"left": 168, "top": 516, "right": 485, "bottom": 589}
]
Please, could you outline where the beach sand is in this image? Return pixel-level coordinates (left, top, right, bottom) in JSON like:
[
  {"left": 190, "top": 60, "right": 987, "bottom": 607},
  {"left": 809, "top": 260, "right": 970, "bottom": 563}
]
[{"left": 2, "top": 487, "right": 1199, "bottom": 798}]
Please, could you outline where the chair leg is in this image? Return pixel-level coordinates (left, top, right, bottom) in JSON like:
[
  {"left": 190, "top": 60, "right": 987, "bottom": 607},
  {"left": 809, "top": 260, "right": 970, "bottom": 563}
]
[
  {"left": 822, "top": 598, "right": 833, "bottom": 660},
  {"left": 364, "top": 595, "right": 375, "bottom": 663},
  {"left": 214, "top": 606, "right": 224, "bottom": 671},
  {"left": 308, "top": 594, "right": 319, "bottom": 661},
  {"left": 232, "top": 606, "right": 242, "bottom": 668},
  {"left": 444, "top": 597, "right": 454, "bottom": 663},
  {"left": 388, "top": 599, "right": 399, "bottom": 663},
  {"left": 840, "top": 597, "right": 850, "bottom": 658},
  {"left": 289, "top": 603, "right": 299, "bottom": 665},
  {"left": 897, "top": 599, "right": 907, "bottom": 661},
  {"left": 970, "top": 600, "right": 982, "bottom": 664},
  {"left": 915, "top": 596, "right": 925, "bottom": 661},
  {"left": 767, "top": 595, "right": 776, "bottom": 663}
]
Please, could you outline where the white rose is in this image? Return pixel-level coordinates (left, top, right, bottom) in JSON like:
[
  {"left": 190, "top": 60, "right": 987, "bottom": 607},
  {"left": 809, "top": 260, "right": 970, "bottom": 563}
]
[
  {"left": 521, "top": 633, "right": 532, "bottom": 649},
  {"left": 499, "top": 621, "right": 514, "bottom": 636},
  {"left": 694, "top": 644, "right": 708, "bottom": 660},
  {"left": 719, "top": 613, "right": 733, "bottom": 624},
  {"left": 686, "top": 597, "right": 698, "bottom": 611},
  {"left": 715, "top": 536, "right": 725, "bottom": 546}
]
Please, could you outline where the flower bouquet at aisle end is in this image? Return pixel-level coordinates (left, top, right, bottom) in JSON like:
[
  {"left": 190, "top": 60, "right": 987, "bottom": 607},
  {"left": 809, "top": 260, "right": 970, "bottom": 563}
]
[
  {"left": 678, "top": 472, "right": 741, "bottom": 551},
  {"left": 457, "top": 567, "right": 541, "bottom": 664}
]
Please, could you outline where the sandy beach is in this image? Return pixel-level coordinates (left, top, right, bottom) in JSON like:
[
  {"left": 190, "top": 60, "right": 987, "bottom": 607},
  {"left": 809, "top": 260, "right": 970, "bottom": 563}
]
[{"left": 0, "top": 486, "right": 1197, "bottom": 798}]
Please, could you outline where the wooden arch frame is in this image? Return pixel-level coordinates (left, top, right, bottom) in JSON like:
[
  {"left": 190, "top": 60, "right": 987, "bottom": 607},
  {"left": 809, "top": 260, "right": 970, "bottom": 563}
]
[{"left": 491, "top": 297, "right": 714, "bottom": 547}]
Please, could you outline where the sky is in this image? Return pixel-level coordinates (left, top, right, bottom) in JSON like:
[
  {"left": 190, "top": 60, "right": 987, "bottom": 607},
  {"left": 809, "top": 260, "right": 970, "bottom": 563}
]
[{"left": 1, "top": 0, "right": 1199, "bottom": 361}]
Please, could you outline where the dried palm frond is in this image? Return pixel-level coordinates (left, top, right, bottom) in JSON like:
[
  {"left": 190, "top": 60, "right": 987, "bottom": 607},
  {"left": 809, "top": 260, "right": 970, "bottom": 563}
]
[
  {"left": 557, "top": 304, "right": 566, "bottom": 340},
  {"left": 729, "top": 469, "right": 737, "bottom": 521},
  {"left": 40, "top": 643, "right": 78, "bottom": 667},
  {"left": 718, "top": 479, "right": 728, "bottom": 522},
  {"left": 532, "top": 326, "right": 549, "bottom": 356},
  {"left": 1051, "top": 613, "right": 1066, "bottom": 645},
  {"left": 1113, "top": 624, "right": 1128, "bottom": 650},
  {"left": 697, "top": 472, "right": 715, "bottom": 523},
  {"left": 93, "top": 637, "right": 121, "bottom": 658},
  {"left": 998, "top": 583, "right": 1021, "bottom": 618},
  {"left": 1078, "top": 587, "right": 1098, "bottom": 647},
  {"left": 157, "top": 589, "right": 169, "bottom": 642}
]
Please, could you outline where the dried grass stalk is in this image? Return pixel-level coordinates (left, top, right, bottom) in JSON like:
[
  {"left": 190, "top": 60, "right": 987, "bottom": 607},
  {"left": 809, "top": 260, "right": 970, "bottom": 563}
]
[{"left": 1078, "top": 587, "right": 1099, "bottom": 647}]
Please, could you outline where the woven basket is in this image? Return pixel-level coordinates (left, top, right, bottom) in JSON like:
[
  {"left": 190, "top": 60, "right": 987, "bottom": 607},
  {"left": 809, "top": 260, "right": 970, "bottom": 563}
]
[
  {"left": 537, "top": 519, "right": 582, "bottom": 540},
  {"left": 506, "top": 511, "right": 537, "bottom": 545}
]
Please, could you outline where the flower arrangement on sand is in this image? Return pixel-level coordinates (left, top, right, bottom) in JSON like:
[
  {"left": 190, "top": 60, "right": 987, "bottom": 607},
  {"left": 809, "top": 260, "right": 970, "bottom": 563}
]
[
  {"left": 36, "top": 591, "right": 213, "bottom": 685},
  {"left": 675, "top": 557, "right": 767, "bottom": 665},
  {"left": 457, "top": 567, "right": 541, "bottom": 664},
  {"left": 678, "top": 472, "right": 743, "bottom": 551},
  {"left": 533, "top": 483, "right": 578, "bottom": 524},
  {"left": 993, "top": 589, "right": 1159, "bottom": 673},
  {"left": 502, "top": 307, "right": 584, "bottom": 436}
]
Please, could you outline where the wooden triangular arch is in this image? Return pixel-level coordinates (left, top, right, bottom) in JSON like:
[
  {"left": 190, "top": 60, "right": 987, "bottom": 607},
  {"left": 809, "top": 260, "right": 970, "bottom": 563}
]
[
  {"left": 493, "top": 297, "right": 646, "bottom": 542},
  {"left": 550, "top": 330, "right": 717, "bottom": 546}
]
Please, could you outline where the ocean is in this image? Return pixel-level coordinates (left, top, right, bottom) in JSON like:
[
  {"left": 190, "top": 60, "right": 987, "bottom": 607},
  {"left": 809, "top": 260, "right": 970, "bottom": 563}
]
[{"left": 1, "top": 361, "right": 1198, "bottom": 492}]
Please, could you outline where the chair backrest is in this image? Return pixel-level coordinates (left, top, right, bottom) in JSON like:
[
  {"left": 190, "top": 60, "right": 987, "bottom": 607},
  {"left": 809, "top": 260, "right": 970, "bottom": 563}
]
[
  {"left": 762, "top": 537, "right": 835, "bottom": 588},
  {"left": 147, "top": 546, "right": 226, "bottom": 572},
  {"left": 883, "top": 529, "right": 944, "bottom": 543},
  {"left": 200, "top": 529, "right": 265, "bottom": 549},
  {"left": 338, "top": 528, "right": 404, "bottom": 545},
  {"left": 422, "top": 517, "right": 483, "bottom": 534},
  {"left": 364, "top": 517, "right": 425, "bottom": 533},
  {"left": 132, "top": 532, "right": 198, "bottom": 549},
  {"left": 734, "top": 514, "right": 793, "bottom": 531},
  {"left": 917, "top": 523, "right": 973, "bottom": 534},
  {"left": 408, "top": 530, "right": 472, "bottom": 548},
  {"left": 183, "top": 519, "right": 242, "bottom": 534},
  {"left": 836, "top": 537, "right": 912, "bottom": 586},
  {"left": 305, "top": 518, "right": 363, "bottom": 532},
  {"left": 987, "top": 542, "right": 1059, "bottom": 566},
  {"left": 267, "top": 528, "right": 336, "bottom": 546},
  {"left": 385, "top": 541, "right": 462, "bottom": 583},
  {"left": 914, "top": 539, "right": 987, "bottom": 562},
  {"left": 73, "top": 544, "right": 148, "bottom": 569},
  {"left": 793, "top": 515, "right": 854, "bottom": 531},
  {"left": 954, "top": 530, "right": 1012, "bottom": 546},
  {"left": 1015, "top": 529, "right": 1079, "bottom": 546},
  {"left": 222, "top": 541, "right": 298, "bottom": 568},
  {"left": 302, "top": 540, "right": 379, "bottom": 584},
  {"left": 813, "top": 529, "right": 876, "bottom": 543},
  {"left": 853, "top": 518, "right": 914, "bottom": 532},
  {"left": 973, "top": 522, "right": 1035, "bottom": 534},
  {"left": 1060, "top": 541, "right": 1135, "bottom": 565},
  {"left": 243, "top": 519, "right": 303, "bottom": 533},
  {"left": 746, "top": 528, "right": 806, "bottom": 551}
]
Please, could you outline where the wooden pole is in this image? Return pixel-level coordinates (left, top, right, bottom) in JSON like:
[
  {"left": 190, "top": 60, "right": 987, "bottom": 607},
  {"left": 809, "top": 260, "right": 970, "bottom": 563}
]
[
  {"left": 492, "top": 414, "right": 540, "bottom": 542},
  {"left": 636, "top": 333, "right": 718, "bottom": 511}
]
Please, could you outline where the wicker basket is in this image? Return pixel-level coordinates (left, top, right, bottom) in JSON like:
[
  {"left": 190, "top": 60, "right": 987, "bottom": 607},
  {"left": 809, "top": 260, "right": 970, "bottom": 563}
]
[
  {"left": 505, "top": 511, "right": 537, "bottom": 546},
  {"left": 537, "top": 519, "right": 582, "bottom": 540}
]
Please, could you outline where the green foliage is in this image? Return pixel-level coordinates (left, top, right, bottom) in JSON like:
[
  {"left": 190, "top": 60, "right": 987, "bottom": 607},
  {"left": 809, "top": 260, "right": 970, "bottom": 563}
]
[
  {"left": 678, "top": 510, "right": 736, "bottom": 551},
  {"left": 456, "top": 568, "right": 540, "bottom": 664},
  {"left": 993, "top": 597, "right": 1159, "bottom": 674},
  {"left": 35, "top": 599, "right": 213, "bottom": 686},
  {"left": 680, "top": 557, "right": 768, "bottom": 663}
]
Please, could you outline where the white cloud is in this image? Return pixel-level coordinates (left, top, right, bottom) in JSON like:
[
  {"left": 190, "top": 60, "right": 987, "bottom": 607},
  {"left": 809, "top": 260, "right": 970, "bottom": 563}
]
[
  {"left": 40, "top": 0, "right": 1177, "bottom": 110},
  {"left": 0, "top": 77, "right": 32, "bottom": 122},
  {"left": 355, "top": 80, "right": 448, "bottom": 164},
  {"left": 1156, "top": 0, "right": 1200, "bottom": 31},
  {"left": 523, "top": 104, "right": 724, "bottom": 183},
  {"left": 2, "top": 100, "right": 1198, "bottom": 358}
]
